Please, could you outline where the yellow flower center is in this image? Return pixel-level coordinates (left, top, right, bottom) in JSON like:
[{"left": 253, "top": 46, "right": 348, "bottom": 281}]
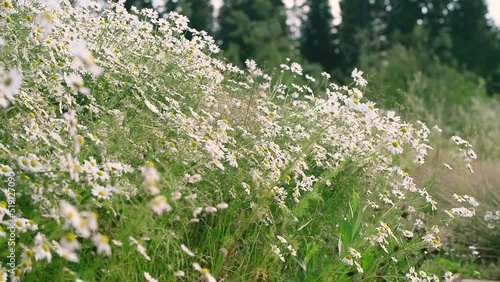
[
  {"left": 66, "top": 233, "right": 76, "bottom": 242},
  {"left": 4, "top": 1, "right": 14, "bottom": 9},
  {"left": 80, "top": 218, "right": 88, "bottom": 227},
  {"left": 15, "top": 269, "right": 23, "bottom": 277}
]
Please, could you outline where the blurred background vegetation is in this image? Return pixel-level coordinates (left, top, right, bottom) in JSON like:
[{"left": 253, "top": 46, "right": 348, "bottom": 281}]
[
  {"left": 123, "top": 0, "right": 500, "bottom": 93},
  {"left": 124, "top": 0, "right": 500, "bottom": 278}
]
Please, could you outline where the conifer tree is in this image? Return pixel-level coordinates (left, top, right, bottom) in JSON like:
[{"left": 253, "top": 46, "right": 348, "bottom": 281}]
[
  {"left": 385, "top": 0, "right": 422, "bottom": 36},
  {"left": 337, "top": 0, "right": 385, "bottom": 71},
  {"left": 181, "top": 0, "right": 214, "bottom": 33},
  {"left": 217, "top": 0, "right": 294, "bottom": 67},
  {"left": 448, "top": 0, "right": 500, "bottom": 94},
  {"left": 300, "top": 0, "right": 338, "bottom": 72}
]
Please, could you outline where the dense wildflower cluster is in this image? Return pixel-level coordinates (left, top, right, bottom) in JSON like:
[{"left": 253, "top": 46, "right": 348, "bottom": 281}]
[{"left": 0, "top": 0, "right": 477, "bottom": 281}]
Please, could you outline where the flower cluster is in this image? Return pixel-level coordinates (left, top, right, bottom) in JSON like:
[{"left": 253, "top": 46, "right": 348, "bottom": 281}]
[
  {"left": 484, "top": 210, "right": 500, "bottom": 229},
  {"left": 0, "top": 0, "right": 478, "bottom": 281}
]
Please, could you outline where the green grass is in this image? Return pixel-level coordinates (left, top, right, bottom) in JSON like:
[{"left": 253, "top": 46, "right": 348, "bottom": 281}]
[{"left": 0, "top": 1, "right": 495, "bottom": 281}]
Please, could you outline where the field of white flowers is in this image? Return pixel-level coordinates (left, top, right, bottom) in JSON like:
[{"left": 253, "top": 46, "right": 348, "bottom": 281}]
[{"left": 0, "top": 1, "right": 482, "bottom": 281}]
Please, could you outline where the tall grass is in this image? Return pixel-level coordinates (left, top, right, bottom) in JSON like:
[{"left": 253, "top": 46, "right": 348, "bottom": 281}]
[
  {"left": 0, "top": 1, "right": 481, "bottom": 281},
  {"left": 359, "top": 31, "right": 500, "bottom": 280}
]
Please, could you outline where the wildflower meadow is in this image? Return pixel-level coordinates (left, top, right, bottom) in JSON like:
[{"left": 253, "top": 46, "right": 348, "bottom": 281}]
[{"left": 0, "top": 1, "right": 484, "bottom": 281}]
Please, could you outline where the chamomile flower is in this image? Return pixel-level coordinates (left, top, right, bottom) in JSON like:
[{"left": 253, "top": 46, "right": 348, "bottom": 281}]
[
  {"left": 92, "top": 234, "right": 111, "bottom": 256},
  {"left": 187, "top": 173, "right": 202, "bottom": 183},
  {"left": 141, "top": 161, "right": 160, "bottom": 195},
  {"left": 348, "top": 247, "right": 361, "bottom": 259},
  {"left": 0, "top": 68, "right": 22, "bottom": 108},
  {"left": 64, "top": 73, "right": 90, "bottom": 95},
  {"left": 112, "top": 240, "right": 123, "bottom": 247},
  {"left": 453, "top": 193, "right": 466, "bottom": 203},
  {"left": 60, "top": 234, "right": 80, "bottom": 253},
  {"left": 180, "top": 244, "right": 195, "bottom": 257},
  {"left": 68, "top": 40, "right": 102, "bottom": 76},
  {"left": 342, "top": 254, "right": 354, "bottom": 265},
  {"left": 0, "top": 165, "right": 13, "bottom": 176},
  {"left": 368, "top": 200, "right": 380, "bottom": 209},
  {"left": 216, "top": 202, "right": 229, "bottom": 210},
  {"left": 17, "top": 154, "right": 43, "bottom": 173},
  {"left": 53, "top": 241, "right": 79, "bottom": 263},
  {"left": 59, "top": 201, "right": 82, "bottom": 230},
  {"left": 386, "top": 111, "right": 401, "bottom": 123},
  {"left": 81, "top": 211, "right": 99, "bottom": 232},
  {"left": 82, "top": 158, "right": 99, "bottom": 174},
  {"left": 33, "top": 233, "right": 52, "bottom": 262},
  {"left": 290, "top": 62, "right": 303, "bottom": 75},
  {"left": 355, "top": 261, "right": 364, "bottom": 273},
  {"left": 205, "top": 206, "right": 217, "bottom": 213},
  {"left": 277, "top": 235, "right": 287, "bottom": 244},
  {"left": 144, "top": 272, "right": 158, "bottom": 282},
  {"left": 193, "top": 263, "right": 217, "bottom": 282},
  {"left": 144, "top": 99, "right": 160, "bottom": 114},
  {"left": 0, "top": 267, "right": 7, "bottom": 282},
  {"left": 92, "top": 170, "right": 110, "bottom": 182},
  {"left": 387, "top": 140, "right": 404, "bottom": 155},
  {"left": 129, "top": 237, "right": 150, "bottom": 261},
  {"left": 193, "top": 207, "right": 203, "bottom": 218},
  {"left": 150, "top": 195, "right": 172, "bottom": 215},
  {"left": 91, "top": 185, "right": 112, "bottom": 200},
  {"left": 444, "top": 271, "right": 454, "bottom": 282},
  {"left": 271, "top": 245, "right": 285, "bottom": 262},
  {"left": 402, "top": 230, "right": 414, "bottom": 239},
  {"left": 174, "top": 271, "right": 185, "bottom": 277},
  {"left": 351, "top": 68, "right": 367, "bottom": 87}
]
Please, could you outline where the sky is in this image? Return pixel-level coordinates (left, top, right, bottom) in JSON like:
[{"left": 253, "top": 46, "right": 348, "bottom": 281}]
[
  {"left": 489, "top": 0, "right": 500, "bottom": 24},
  {"left": 211, "top": 0, "right": 500, "bottom": 26}
]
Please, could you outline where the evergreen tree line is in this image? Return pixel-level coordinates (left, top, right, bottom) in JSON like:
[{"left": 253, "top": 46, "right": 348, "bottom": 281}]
[{"left": 124, "top": 0, "right": 500, "bottom": 94}]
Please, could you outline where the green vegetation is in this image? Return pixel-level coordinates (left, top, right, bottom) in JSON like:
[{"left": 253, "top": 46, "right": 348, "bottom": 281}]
[{"left": 1, "top": 0, "right": 499, "bottom": 281}]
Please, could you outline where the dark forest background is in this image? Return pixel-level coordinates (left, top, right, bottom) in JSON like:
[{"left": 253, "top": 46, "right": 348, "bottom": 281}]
[{"left": 124, "top": 0, "right": 500, "bottom": 95}]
